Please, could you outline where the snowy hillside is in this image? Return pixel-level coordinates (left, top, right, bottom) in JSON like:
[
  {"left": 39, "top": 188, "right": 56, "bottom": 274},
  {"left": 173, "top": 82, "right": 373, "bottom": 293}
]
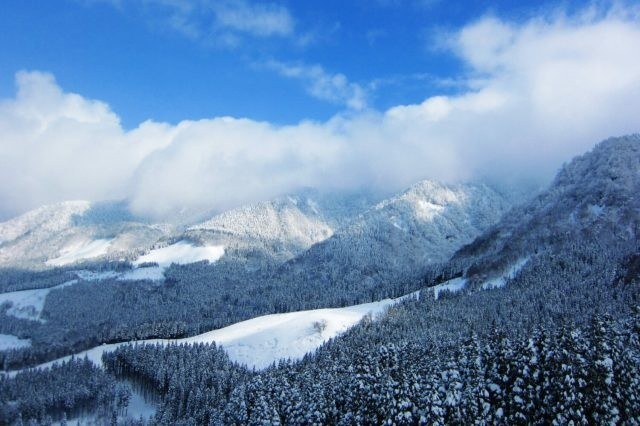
[
  {"left": 0, "top": 201, "right": 173, "bottom": 268},
  {"left": 5, "top": 292, "right": 418, "bottom": 374},
  {"left": 0, "top": 189, "right": 377, "bottom": 269},
  {"left": 451, "top": 134, "right": 640, "bottom": 290},
  {"left": 0, "top": 279, "right": 80, "bottom": 321},
  {"left": 0, "top": 201, "right": 91, "bottom": 244},
  {"left": 188, "top": 195, "right": 333, "bottom": 261},
  {"left": 186, "top": 189, "right": 379, "bottom": 263},
  {"left": 277, "top": 180, "right": 511, "bottom": 293}
]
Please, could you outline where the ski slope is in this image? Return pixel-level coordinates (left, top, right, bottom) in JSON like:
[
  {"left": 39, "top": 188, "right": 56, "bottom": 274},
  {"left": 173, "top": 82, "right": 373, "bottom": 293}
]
[{"left": 5, "top": 292, "right": 419, "bottom": 375}]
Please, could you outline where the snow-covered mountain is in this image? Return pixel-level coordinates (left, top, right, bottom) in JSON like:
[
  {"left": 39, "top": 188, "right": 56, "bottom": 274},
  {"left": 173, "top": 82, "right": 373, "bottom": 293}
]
[
  {"left": 448, "top": 134, "right": 640, "bottom": 291},
  {"left": 182, "top": 189, "right": 380, "bottom": 264},
  {"left": 0, "top": 179, "right": 512, "bottom": 279},
  {"left": 276, "top": 180, "right": 511, "bottom": 294},
  {"left": 0, "top": 201, "right": 173, "bottom": 269},
  {"left": 0, "top": 189, "right": 379, "bottom": 269}
]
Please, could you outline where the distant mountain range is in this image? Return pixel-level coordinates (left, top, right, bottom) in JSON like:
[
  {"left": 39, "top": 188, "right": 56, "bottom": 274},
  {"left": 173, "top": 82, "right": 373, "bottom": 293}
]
[{"left": 0, "top": 179, "right": 513, "bottom": 274}]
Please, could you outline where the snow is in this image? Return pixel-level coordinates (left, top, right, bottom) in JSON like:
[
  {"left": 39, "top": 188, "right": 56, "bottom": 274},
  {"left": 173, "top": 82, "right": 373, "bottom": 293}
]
[
  {"left": 103, "top": 241, "right": 226, "bottom": 281},
  {"left": 0, "top": 334, "right": 31, "bottom": 350},
  {"left": 181, "top": 296, "right": 408, "bottom": 369},
  {"left": 0, "top": 279, "right": 79, "bottom": 321},
  {"left": 482, "top": 257, "right": 530, "bottom": 290},
  {"left": 51, "top": 243, "right": 225, "bottom": 285},
  {"left": 122, "top": 379, "right": 158, "bottom": 420},
  {"left": 306, "top": 198, "right": 320, "bottom": 215},
  {"left": 588, "top": 204, "right": 605, "bottom": 217},
  {"left": 119, "top": 266, "right": 166, "bottom": 281},
  {"left": 133, "top": 241, "right": 225, "bottom": 268},
  {"left": 74, "top": 270, "right": 120, "bottom": 281},
  {"left": 77, "top": 266, "right": 166, "bottom": 282},
  {"left": 0, "top": 201, "right": 91, "bottom": 244},
  {"left": 432, "top": 277, "right": 466, "bottom": 300},
  {"left": 5, "top": 291, "right": 420, "bottom": 375},
  {"left": 415, "top": 200, "right": 446, "bottom": 220},
  {"left": 45, "top": 239, "right": 112, "bottom": 266}
]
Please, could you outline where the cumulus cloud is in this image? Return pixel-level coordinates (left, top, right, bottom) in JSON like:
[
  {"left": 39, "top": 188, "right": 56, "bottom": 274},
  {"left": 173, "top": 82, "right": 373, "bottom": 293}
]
[
  {"left": 1, "top": 7, "right": 640, "bottom": 221},
  {"left": 0, "top": 71, "right": 173, "bottom": 217}
]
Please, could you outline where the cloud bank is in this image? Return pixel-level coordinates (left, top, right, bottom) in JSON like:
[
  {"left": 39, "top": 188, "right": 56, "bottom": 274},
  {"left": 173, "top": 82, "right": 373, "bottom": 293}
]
[{"left": 1, "top": 9, "right": 640, "bottom": 221}]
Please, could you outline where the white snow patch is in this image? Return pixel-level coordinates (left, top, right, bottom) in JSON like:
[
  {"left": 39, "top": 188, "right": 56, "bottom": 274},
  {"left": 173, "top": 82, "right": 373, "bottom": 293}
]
[
  {"left": 5, "top": 291, "right": 420, "bottom": 374},
  {"left": 119, "top": 266, "right": 166, "bottom": 281},
  {"left": 588, "top": 204, "right": 605, "bottom": 217},
  {"left": 45, "top": 239, "right": 112, "bottom": 266},
  {"left": 432, "top": 277, "right": 466, "bottom": 300},
  {"left": 414, "top": 200, "right": 445, "bottom": 220},
  {"left": 74, "top": 270, "right": 120, "bottom": 281},
  {"left": 133, "top": 241, "right": 225, "bottom": 268},
  {"left": 482, "top": 257, "right": 530, "bottom": 290},
  {"left": 0, "top": 279, "right": 79, "bottom": 321},
  {"left": 0, "top": 334, "right": 31, "bottom": 350},
  {"left": 391, "top": 216, "right": 407, "bottom": 232}
]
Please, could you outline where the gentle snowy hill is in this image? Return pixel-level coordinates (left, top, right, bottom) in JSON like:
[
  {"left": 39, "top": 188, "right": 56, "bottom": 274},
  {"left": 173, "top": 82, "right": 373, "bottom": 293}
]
[{"left": 4, "top": 292, "right": 418, "bottom": 374}]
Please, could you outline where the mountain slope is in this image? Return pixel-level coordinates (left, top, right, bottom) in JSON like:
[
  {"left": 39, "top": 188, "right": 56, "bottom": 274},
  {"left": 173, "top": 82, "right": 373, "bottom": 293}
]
[
  {"left": 275, "top": 180, "right": 511, "bottom": 297},
  {"left": 86, "top": 135, "right": 640, "bottom": 426},
  {"left": 450, "top": 134, "right": 640, "bottom": 288},
  {"left": 0, "top": 189, "right": 378, "bottom": 270},
  {"left": 0, "top": 201, "right": 172, "bottom": 268},
  {"left": 184, "top": 189, "right": 379, "bottom": 264}
]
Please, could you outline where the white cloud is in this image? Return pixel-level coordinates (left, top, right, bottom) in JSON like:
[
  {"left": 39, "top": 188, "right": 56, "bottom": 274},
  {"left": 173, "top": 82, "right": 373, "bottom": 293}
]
[
  {"left": 266, "top": 61, "right": 368, "bottom": 110},
  {"left": 0, "top": 71, "right": 172, "bottom": 217},
  {"left": 88, "top": 0, "right": 294, "bottom": 44},
  {"left": 1, "top": 7, "right": 640, "bottom": 221},
  {"left": 212, "top": 0, "right": 294, "bottom": 37}
]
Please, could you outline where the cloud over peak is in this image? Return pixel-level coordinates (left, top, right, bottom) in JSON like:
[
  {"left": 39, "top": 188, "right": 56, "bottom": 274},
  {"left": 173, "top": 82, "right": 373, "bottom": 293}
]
[{"left": 1, "top": 7, "right": 640, "bottom": 221}]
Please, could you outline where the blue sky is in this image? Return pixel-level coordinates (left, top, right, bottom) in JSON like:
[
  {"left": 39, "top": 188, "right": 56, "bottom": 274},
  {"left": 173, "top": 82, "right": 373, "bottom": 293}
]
[
  {"left": 0, "top": 0, "right": 598, "bottom": 128},
  {"left": 1, "top": 1, "right": 640, "bottom": 220}
]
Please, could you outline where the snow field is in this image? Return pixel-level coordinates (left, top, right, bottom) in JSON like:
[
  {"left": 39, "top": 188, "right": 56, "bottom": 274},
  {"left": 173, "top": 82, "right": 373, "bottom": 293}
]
[
  {"left": 45, "top": 239, "right": 113, "bottom": 266},
  {"left": 0, "top": 334, "right": 31, "bottom": 351},
  {"left": 0, "top": 279, "right": 79, "bottom": 321},
  {"left": 4, "top": 292, "right": 420, "bottom": 375},
  {"left": 133, "top": 241, "right": 225, "bottom": 268}
]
